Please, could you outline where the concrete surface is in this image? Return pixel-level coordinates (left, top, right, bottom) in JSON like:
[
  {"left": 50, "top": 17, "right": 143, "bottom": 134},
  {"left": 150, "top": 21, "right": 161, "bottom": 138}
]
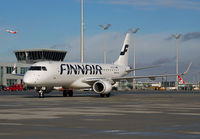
[{"left": 0, "top": 91, "right": 200, "bottom": 139}]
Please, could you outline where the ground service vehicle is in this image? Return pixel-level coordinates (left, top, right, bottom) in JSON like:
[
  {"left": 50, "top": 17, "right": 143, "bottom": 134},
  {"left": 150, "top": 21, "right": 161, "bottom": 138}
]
[{"left": 5, "top": 84, "right": 24, "bottom": 91}]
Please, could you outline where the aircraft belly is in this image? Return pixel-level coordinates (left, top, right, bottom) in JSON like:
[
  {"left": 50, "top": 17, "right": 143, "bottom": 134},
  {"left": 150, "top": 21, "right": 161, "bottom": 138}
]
[
  {"left": 56, "top": 75, "right": 90, "bottom": 89},
  {"left": 70, "top": 82, "right": 91, "bottom": 88},
  {"left": 68, "top": 77, "right": 90, "bottom": 88}
]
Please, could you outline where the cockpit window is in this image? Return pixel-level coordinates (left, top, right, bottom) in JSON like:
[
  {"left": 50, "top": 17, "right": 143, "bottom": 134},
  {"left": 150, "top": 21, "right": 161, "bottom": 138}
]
[
  {"left": 29, "top": 66, "right": 47, "bottom": 71},
  {"left": 42, "top": 66, "right": 47, "bottom": 71},
  {"left": 29, "top": 66, "right": 41, "bottom": 71}
]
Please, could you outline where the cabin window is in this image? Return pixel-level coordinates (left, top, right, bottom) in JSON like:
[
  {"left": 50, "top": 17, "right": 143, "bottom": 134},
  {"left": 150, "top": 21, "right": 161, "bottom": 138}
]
[{"left": 42, "top": 66, "right": 47, "bottom": 71}]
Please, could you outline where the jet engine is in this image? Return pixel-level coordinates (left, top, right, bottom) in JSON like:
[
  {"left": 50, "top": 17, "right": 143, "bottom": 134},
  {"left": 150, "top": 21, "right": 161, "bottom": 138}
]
[{"left": 93, "top": 80, "right": 112, "bottom": 94}]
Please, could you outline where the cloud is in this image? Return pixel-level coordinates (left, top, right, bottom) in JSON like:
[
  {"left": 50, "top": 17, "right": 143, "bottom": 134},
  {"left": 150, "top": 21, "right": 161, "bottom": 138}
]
[
  {"left": 182, "top": 32, "right": 200, "bottom": 41},
  {"left": 59, "top": 32, "right": 124, "bottom": 62},
  {"left": 63, "top": 32, "right": 199, "bottom": 64},
  {"left": 152, "top": 58, "right": 172, "bottom": 65},
  {"left": 100, "top": 0, "right": 200, "bottom": 10},
  {"left": 52, "top": 32, "right": 200, "bottom": 81},
  {"left": 166, "top": 32, "right": 200, "bottom": 42}
]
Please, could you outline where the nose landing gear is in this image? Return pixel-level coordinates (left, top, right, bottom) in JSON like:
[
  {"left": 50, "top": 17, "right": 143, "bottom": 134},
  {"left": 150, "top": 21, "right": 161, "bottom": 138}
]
[
  {"left": 38, "top": 90, "right": 44, "bottom": 98},
  {"left": 37, "top": 87, "right": 51, "bottom": 98}
]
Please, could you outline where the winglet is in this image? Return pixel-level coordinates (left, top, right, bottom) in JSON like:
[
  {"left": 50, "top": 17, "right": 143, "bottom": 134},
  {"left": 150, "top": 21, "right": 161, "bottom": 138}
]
[{"left": 180, "top": 62, "right": 192, "bottom": 75}]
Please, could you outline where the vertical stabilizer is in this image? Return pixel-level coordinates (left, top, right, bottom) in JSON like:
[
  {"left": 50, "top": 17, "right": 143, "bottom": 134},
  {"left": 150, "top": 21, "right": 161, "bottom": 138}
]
[
  {"left": 178, "top": 75, "right": 185, "bottom": 84},
  {"left": 114, "top": 33, "right": 130, "bottom": 66},
  {"left": 12, "top": 63, "right": 17, "bottom": 74}
]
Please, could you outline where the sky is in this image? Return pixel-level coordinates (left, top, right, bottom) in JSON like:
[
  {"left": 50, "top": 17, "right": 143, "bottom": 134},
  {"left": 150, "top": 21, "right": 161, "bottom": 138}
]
[{"left": 0, "top": 0, "right": 200, "bottom": 82}]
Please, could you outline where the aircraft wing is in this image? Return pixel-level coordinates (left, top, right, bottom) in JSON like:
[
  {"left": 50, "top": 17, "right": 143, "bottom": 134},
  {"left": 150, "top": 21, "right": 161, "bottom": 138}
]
[
  {"left": 83, "top": 62, "right": 192, "bottom": 83},
  {"left": 83, "top": 78, "right": 111, "bottom": 84},
  {"left": 83, "top": 73, "right": 179, "bottom": 85},
  {"left": 126, "top": 64, "right": 162, "bottom": 72},
  {"left": 112, "top": 74, "right": 178, "bottom": 82},
  {"left": 113, "top": 62, "right": 192, "bottom": 82}
]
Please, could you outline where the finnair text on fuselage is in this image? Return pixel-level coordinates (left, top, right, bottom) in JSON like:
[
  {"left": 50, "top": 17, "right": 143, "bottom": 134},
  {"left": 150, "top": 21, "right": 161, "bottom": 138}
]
[{"left": 60, "top": 64, "right": 103, "bottom": 75}]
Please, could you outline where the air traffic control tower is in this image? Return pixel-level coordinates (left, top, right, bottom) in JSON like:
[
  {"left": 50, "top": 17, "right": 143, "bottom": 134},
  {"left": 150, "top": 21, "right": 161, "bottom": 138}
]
[{"left": 14, "top": 49, "right": 67, "bottom": 64}]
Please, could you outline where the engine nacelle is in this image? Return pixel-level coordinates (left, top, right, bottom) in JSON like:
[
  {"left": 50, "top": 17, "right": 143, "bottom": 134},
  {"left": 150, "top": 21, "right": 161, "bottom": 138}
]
[{"left": 93, "top": 80, "right": 112, "bottom": 94}]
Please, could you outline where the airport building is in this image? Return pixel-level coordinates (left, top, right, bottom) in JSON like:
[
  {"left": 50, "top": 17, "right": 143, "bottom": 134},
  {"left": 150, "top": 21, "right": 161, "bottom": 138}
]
[
  {"left": 14, "top": 49, "right": 66, "bottom": 64},
  {"left": 0, "top": 49, "right": 67, "bottom": 86},
  {"left": 0, "top": 62, "right": 31, "bottom": 86}
]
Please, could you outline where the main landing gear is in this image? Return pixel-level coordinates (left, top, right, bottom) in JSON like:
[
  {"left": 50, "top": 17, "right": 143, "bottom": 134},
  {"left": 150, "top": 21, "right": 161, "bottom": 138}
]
[
  {"left": 100, "top": 93, "right": 110, "bottom": 97},
  {"left": 63, "top": 90, "right": 73, "bottom": 97}
]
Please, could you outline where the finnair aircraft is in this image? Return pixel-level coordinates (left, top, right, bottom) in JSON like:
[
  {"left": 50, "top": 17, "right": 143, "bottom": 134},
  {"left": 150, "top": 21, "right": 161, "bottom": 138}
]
[
  {"left": 23, "top": 33, "right": 191, "bottom": 98},
  {"left": 6, "top": 29, "right": 18, "bottom": 34}
]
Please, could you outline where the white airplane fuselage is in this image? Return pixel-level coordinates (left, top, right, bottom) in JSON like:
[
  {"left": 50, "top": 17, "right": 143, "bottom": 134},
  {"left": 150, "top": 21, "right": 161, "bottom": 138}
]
[{"left": 23, "top": 61, "right": 129, "bottom": 89}]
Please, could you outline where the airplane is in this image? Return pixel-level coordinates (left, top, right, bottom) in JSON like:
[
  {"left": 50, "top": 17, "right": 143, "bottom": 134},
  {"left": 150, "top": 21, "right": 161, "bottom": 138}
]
[
  {"left": 6, "top": 29, "right": 18, "bottom": 34},
  {"left": 22, "top": 33, "right": 191, "bottom": 98}
]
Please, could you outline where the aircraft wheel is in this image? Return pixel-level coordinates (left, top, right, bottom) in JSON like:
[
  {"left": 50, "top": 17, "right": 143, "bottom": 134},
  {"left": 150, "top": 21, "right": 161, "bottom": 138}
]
[
  {"left": 39, "top": 91, "right": 44, "bottom": 98},
  {"left": 69, "top": 90, "right": 73, "bottom": 97},
  {"left": 63, "top": 90, "right": 68, "bottom": 97},
  {"left": 106, "top": 93, "right": 110, "bottom": 97},
  {"left": 100, "top": 94, "right": 105, "bottom": 97}
]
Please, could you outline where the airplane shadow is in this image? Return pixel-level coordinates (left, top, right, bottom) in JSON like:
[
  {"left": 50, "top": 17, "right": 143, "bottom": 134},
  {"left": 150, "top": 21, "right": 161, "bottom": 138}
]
[{"left": 23, "top": 92, "right": 115, "bottom": 98}]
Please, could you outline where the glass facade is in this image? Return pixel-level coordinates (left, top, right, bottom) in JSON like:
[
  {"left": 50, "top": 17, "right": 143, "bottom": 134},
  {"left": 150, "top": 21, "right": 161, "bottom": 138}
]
[
  {"left": 14, "top": 49, "right": 67, "bottom": 64},
  {"left": 6, "top": 67, "right": 14, "bottom": 74},
  {"left": 1, "top": 67, "right": 3, "bottom": 85},
  {"left": 7, "top": 79, "right": 17, "bottom": 86},
  {"left": 20, "top": 67, "right": 28, "bottom": 74}
]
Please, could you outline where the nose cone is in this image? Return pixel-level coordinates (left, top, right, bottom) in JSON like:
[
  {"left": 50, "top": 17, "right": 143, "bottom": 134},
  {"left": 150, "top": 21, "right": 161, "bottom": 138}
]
[{"left": 23, "top": 72, "right": 35, "bottom": 86}]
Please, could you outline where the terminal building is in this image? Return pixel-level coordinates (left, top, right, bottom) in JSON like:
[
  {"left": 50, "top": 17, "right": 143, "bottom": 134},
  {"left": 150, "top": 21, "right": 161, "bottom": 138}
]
[{"left": 0, "top": 49, "right": 67, "bottom": 86}]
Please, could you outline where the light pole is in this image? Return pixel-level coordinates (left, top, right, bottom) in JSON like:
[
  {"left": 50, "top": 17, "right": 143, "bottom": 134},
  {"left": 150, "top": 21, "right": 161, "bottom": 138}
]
[
  {"left": 81, "top": 0, "right": 84, "bottom": 63},
  {"left": 199, "top": 72, "right": 200, "bottom": 90},
  {"left": 172, "top": 34, "right": 181, "bottom": 90},
  {"left": 99, "top": 24, "right": 111, "bottom": 64},
  {"left": 129, "top": 28, "right": 139, "bottom": 90}
]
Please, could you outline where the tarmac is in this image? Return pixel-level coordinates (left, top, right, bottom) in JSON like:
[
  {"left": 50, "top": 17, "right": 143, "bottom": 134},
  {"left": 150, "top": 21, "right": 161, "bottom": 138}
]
[{"left": 0, "top": 90, "right": 200, "bottom": 139}]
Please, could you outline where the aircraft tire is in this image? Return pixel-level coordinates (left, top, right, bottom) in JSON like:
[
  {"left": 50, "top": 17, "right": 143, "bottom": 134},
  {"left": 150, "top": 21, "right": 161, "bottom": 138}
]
[
  {"left": 100, "top": 94, "right": 105, "bottom": 97},
  {"left": 106, "top": 93, "right": 110, "bottom": 97},
  {"left": 39, "top": 91, "right": 44, "bottom": 98},
  {"left": 69, "top": 90, "right": 73, "bottom": 97},
  {"left": 63, "top": 90, "right": 68, "bottom": 97}
]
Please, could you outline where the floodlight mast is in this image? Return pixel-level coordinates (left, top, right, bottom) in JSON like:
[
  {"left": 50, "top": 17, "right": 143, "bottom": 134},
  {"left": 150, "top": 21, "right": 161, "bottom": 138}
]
[
  {"left": 129, "top": 28, "right": 139, "bottom": 90},
  {"left": 99, "top": 24, "right": 111, "bottom": 64},
  {"left": 172, "top": 34, "right": 181, "bottom": 90},
  {"left": 81, "top": 0, "right": 84, "bottom": 63}
]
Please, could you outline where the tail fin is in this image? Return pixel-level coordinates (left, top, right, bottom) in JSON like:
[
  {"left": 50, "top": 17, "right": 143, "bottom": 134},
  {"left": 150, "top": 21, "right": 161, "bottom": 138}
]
[
  {"left": 12, "top": 64, "right": 17, "bottom": 74},
  {"left": 114, "top": 33, "right": 130, "bottom": 66},
  {"left": 178, "top": 75, "right": 185, "bottom": 84}
]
